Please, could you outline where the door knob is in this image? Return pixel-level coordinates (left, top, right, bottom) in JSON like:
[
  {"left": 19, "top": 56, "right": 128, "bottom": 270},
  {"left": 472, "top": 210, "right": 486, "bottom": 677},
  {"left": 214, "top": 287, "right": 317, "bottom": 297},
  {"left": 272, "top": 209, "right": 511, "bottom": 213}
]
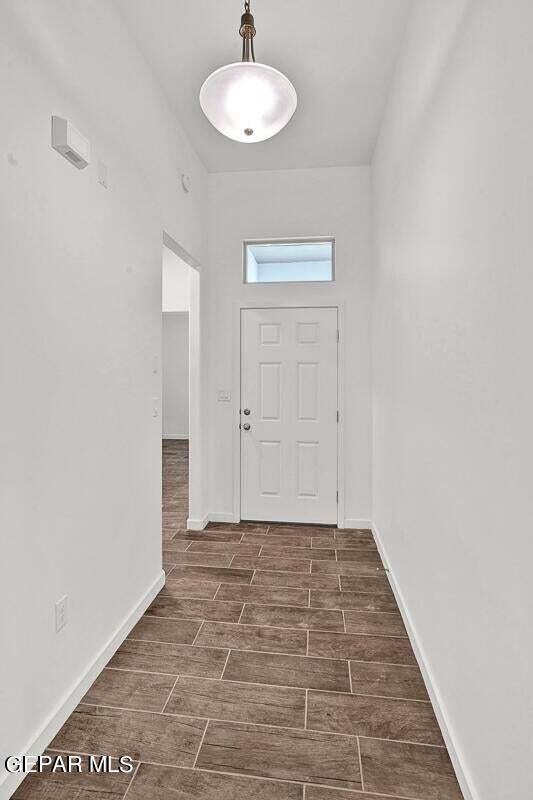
[
  {"left": 243, "top": 408, "right": 251, "bottom": 415},
  {"left": 243, "top": 423, "right": 251, "bottom": 431}
]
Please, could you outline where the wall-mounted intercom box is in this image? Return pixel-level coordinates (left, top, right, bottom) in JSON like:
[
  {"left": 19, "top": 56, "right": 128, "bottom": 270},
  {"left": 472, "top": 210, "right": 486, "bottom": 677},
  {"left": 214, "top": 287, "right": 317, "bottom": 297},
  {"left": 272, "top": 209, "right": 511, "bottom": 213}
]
[{"left": 51, "top": 116, "right": 90, "bottom": 169}]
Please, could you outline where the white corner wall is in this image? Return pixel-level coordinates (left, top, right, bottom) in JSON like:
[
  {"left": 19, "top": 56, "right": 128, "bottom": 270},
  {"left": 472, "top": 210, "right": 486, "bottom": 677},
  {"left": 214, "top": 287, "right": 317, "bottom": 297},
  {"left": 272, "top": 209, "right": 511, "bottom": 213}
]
[
  {"left": 0, "top": 1, "right": 207, "bottom": 795},
  {"left": 207, "top": 167, "right": 372, "bottom": 526},
  {"left": 372, "top": 1, "right": 533, "bottom": 798},
  {"left": 163, "top": 313, "right": 189, "bottom": 438},
  {"left": 162, "top": 246, "right": 191, "bottom": 312}
]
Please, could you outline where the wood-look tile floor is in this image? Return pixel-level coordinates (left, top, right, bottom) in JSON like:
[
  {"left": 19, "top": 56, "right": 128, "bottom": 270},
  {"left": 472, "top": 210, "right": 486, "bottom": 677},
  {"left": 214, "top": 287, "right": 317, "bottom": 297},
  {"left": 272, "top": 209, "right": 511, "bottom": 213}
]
[{"left": 16, "top": 440, "right": 463, "bottom": 800}]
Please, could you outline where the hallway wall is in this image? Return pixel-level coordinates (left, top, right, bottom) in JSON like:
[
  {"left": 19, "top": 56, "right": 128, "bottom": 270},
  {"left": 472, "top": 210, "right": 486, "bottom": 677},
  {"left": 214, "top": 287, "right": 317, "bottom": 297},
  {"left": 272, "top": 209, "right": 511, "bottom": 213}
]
[
  {"left": 162, "top": 313, "right": 189, "bottom": 438},
  {"left": 0, "top": 1, "right": 206, "bottom": 794},
  {"left": 372, "top": 1, "right": 533, "bottom": 798},
  {"left": 207, "top": 166, "right": 372, "bottom": 526}
]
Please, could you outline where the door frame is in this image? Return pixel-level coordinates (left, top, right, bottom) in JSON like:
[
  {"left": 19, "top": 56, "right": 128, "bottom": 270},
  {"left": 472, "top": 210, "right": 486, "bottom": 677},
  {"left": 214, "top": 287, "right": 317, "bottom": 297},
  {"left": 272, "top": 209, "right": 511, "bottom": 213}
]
[
  {"left": 162, "top": 231, "right": 205, "bottom": 530},
  {"left": 232, "top": 302, "right": 345, "bottom": 528}
]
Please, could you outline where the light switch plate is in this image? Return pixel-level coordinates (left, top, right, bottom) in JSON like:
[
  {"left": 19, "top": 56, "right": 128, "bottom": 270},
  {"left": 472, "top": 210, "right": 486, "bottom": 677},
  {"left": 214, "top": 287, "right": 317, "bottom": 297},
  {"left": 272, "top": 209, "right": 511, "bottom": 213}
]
[{"left": 217, "top": 390, "right": 231, "bottom": 403}]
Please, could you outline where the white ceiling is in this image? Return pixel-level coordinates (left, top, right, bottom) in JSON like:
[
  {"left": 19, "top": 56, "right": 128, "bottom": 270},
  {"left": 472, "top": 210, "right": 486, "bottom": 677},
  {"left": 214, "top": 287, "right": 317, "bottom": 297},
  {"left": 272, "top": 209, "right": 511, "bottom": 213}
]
[{"left": 116, "top": 0, "right": 411, "bottom": 173}]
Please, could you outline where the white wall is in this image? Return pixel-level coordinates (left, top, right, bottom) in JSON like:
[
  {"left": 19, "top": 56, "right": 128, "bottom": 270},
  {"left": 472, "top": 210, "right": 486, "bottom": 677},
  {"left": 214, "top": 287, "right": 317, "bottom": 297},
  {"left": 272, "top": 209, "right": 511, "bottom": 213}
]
[
  {"left": 162, "top": 246, "right": 190, "bottom": 312},
  {"left": 0, "top": 1, "right": 206, "bottom": 795},
  {"left": 163, "top": 314, "right": 189, "bottom": 438},
  {"left": 207, "top": 167, "right": 372, "bottom": 526},
  {"left": 372, "top": 2, "right": 533, "bottom": 798},
  {"left": 162, "top": 247, "right": 190, "bottom": 439}
]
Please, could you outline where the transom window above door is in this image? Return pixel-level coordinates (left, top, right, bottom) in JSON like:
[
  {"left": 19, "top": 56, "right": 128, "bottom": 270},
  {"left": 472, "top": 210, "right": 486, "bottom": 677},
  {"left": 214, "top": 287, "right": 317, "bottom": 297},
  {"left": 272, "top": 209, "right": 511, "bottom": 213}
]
[{"left": 244, "top": 238, "right": 334, "bottom": 284}]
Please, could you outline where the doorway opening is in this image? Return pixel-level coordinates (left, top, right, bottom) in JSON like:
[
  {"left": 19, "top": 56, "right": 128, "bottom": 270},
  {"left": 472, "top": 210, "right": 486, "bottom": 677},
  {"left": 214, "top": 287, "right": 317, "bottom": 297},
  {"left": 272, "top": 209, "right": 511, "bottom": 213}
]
[{"left": 161, "top": 233, "right": 202, "bottom": 538}]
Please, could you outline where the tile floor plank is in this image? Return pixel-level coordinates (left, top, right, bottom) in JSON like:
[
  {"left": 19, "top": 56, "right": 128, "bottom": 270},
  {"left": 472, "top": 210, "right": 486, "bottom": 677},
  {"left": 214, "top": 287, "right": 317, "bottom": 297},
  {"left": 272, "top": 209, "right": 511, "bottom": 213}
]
[
  {"left": 197, "top": 721, "right": 362, "bottom": 790},
  {"left": 309, "top": 590, "right": 397, "bottom": 613},
  {"left": 232, "top": 555, "right": 312, "bottom": 573},
  {"left": 13, "top": 753, "right": 137, "bottom": 800},
  {"left": 259, "top": 545, "right": 337, "bottom": 561},
  {"left": 165, "top": 675, "right": 306, "bottom": 727},
  {"left": 158, "top": 539, "right": 191, "bottom": 552},
  {"left": 349, "top": 660, "right": 429, "bottom": 701},
  {"left": 161, "top": 551, "right": 234, "bottom": 567},
  {"left": 82, "top": 668, "right": 175, "bottom": 712},
  {"left": 336, "top": 550, "right": 384, "bottom": 564},
  {"left": 305, "top": 786, "right": 392, "bottom": 800},
  {"left": 207, "top": 522, "right": 269, "bottom": 533},
  {"left": 187, "top": 541, "right": 262, "bottom": 556},
  {"left": 216, "top": 584, "right": 309, "bottom": 607},
  {"left": 244, "top": 533, "right": 313, "bottom": 548},
  {"left": 307, "top": 690, "right": 444, "bottom": 745},
  {"left": 252, "top": 570, "right": 339, "bottom": 590},
  {"left": 359, "top": 737, "right": 463, "bottom": 799},
  {"left": 333, "top": 532, "right": 377, "bottom": 547},
  {"left": 50, "top": 704, "right": 205, "bottom": 768},
  {"left": 108, "top": 639, "right": 228, "bottom": 678},
  {"left": 339, "top": 576, "right": 393, "bottom": 594},
  {"left": 333, "top": 544, "right": 380, "bottom": 556},
  {"left": 344, "top": 610, "right": 407, "bottom": 637},
  {"left": 242, "top": 532, "right": 283, "bottom": 545},
  {"left": 147, "top": 595, "right": 243, "bottom": 622},
  {"left": 128, "top": 615, "right": 202, "bottom": 644},
  {"left": 268, "top": 525, "right": 337, "bottom": 536},
  {"left": 240, "top": 604, "right": 345, "bottom": 632},
  {"left": 223, "top": 650, "right": 351, "bottom": 692},
  {"left": 161, "top": 565, "right": 254, "bottom": 585},
  {"left": 308, "top": 631, "right": 417, "bottom": 666},
  {"left": 251, "top": 531, "right": 315, "bottom": 547},
  {"left": 195, "top": 621, "right": 307, "bottom": 656},
  {"left": 172, "top": 530, "right": 244, "bottom": 543},
  {"left": 310, "top": 535, "right": 337, "bottom": 548},
  {"left": 312, "top": 561, "right": 384, "bottom": 577},
  {"left": 126, "top": 763, "right": 303, "bottom": 800},
  {"left": 336, "top": 528, "right": 372, "bottom": 535},
  {"left": 160, "top": 577, "right": 220, "bottom": 600}
]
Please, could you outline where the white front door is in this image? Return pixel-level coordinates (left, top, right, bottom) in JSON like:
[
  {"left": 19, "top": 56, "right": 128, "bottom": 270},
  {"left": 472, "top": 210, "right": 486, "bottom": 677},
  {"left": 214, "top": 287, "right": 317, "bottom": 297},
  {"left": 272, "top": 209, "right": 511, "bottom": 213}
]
[{"left": 241, "top": 307, "right": 338, "bottom": 524}]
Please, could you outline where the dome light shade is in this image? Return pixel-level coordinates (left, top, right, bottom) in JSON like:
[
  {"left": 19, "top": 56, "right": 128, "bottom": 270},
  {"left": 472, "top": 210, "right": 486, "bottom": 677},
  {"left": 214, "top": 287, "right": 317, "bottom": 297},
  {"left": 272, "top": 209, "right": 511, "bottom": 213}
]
[
  {"left": 200, "top": 62, "right": 297, "bottom": 144},
  {"left": 199, "top": 0, "right": 297, "bottom": 144}
]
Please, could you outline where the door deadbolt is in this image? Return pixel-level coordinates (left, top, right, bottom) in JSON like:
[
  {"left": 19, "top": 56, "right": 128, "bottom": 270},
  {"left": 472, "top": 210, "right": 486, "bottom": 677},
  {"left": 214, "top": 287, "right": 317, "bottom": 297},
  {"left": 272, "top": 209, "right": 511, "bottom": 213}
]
[
  {"left": 243, "top": 408, "right": 251, "bottom": 415},
  {"left": 243, "top": 423, "right": 251, "bottom": 431}
]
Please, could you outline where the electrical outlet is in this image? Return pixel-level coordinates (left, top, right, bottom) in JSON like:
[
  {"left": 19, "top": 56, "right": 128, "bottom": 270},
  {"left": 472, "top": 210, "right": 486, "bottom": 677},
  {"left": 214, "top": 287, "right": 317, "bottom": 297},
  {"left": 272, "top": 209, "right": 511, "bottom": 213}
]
[
  {"left": 55, "top": 595, "right": 68, "bottom": 633},
  {"left": 217, "top": 390, "right": 231, "bottom": 403}
]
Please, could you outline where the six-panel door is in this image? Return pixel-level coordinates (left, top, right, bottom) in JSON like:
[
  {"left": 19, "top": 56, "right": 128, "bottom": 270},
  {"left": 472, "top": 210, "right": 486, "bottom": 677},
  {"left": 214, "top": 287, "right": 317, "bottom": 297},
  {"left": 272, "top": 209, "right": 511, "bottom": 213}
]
[{"left": 241, "top": 307, "right": 338, "bottom": 524}]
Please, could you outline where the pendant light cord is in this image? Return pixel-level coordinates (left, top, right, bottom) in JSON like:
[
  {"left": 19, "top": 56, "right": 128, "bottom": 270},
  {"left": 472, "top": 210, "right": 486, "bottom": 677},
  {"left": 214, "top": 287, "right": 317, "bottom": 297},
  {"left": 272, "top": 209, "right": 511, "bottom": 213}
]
[{"left": 240, "top": 0, "right": 256, "bottom": 62}]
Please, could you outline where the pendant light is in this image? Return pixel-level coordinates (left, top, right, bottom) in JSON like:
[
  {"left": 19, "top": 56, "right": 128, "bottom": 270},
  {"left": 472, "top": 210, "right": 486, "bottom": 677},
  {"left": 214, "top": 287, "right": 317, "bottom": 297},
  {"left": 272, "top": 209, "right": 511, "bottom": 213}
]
[{"left": 199, "top": 0, "right": 297, "bottom": 143}]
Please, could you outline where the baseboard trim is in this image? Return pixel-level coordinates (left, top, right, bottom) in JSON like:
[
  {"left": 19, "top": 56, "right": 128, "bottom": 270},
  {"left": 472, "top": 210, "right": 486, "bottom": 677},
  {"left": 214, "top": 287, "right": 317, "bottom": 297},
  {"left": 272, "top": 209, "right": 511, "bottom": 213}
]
[
  {"left": 187, "top": 514, "right": 209, "bottom": 530},
  {"left": 186, "top": 512, "right": 241, "bottom": 530},
  {"left": 200, "top": 513, "right": 365, "bottom": 529},
  {"left": 372, "top": 523, "right": 478, "bottom": 800},
  {"left": 0, "top": 571, "right": 165, "bottom": 800},
  {"left": 208, "top": 512, "right": 239, "bottom": 524},
  {"left": 162, "top": 434, "right": 189, "bottom": 440},
  {"left": 341, "top": 518, "right": 372, "bottom": 531}
]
